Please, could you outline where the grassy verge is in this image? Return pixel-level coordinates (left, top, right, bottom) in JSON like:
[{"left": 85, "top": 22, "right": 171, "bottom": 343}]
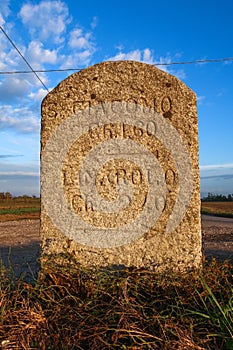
[{"left": 0, "top": 256, "right": 233, "bottom": 349}]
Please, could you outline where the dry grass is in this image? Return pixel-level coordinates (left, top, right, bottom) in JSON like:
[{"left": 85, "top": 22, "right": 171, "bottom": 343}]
[{"left": 0, "top": 255, "right": 233, "bottom": 349}]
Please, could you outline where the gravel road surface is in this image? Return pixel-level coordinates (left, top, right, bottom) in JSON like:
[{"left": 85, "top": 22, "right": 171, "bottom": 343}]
[{"left": 0, "top": 215, "right": 232, "bottom": 279}]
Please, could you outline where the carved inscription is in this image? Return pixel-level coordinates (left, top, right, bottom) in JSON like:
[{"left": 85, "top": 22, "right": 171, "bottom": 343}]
[
  {"left": 59, "top": 105, "right": 186, "bottom": 238},
  {"left": 161, "top": 96, "right": 172, "bottom": 119},
  {"left": 161, "top": 96, "right": 172, "bottom": 113}
]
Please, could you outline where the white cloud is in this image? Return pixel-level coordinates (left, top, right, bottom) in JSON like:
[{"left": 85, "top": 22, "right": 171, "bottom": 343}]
[
  {"left": 0, "top": 34, "right": 49, "bottom": 100},
  {"left": 0, "top": 162, "right": 40, "bottom": 196},
  {"left": 108, "top": 49, "right": 143, "bottom": 62},
  {"left": 196, "top": 57, "right": 207, "bottom": 66},
  {"left": 153, "top": 56, "right": 186, "bottom": 79},
  {"left": 0, "top": 171, "right": 39, "bottom": 176},
  {"left": 61, "top": 27, "right": 96, "bottom": 67},
  {"left": 107, "top": 49, "right": 186, "bottom": 80},
  {"left": 27, "top": 41, "right": 58, "bottom": 66},
  {"left": 197, "top": 95, "right": 206, "bottom": 105},
  {"left": 19, "top": 0, "right": 71, "bottom": 43},
  {"left": 172, "top": 69, "right": 186, "bottom": 80},
  {"left": 0, "top": 105, "right": 40, "bottom": 133},
  {"left": 69, "top": 28, "right": 93, "bottom": 50},
  {"left": 0, "top": 0, "right": 10, "bottom": 24},
  {"left": 115, "top": 44, "right": 124, "bottom": 51},
  {"left": 108, "top": 49, "right": 171, "bottom": 66},
  {"left": 143, "top": 48, "right": 154, "bottom": 63},
  {"left": 216, "top": 90, "right": 224, "bottom": 97},
  {"left": 17, "top": 2, "right": 97, "bottom": 71},
  {"left": 0, "top": 37, "right": 51, "bottom": 98},
  {"left": 91, "top": 16, "right": 98, "bottom": 29},
  {"left": 0, "top": 50, "right": 8, "bottom": 70},
  {"left": 200, "top": 163, "right": 233, "bottom": 187},
  {"left": 1, "top": 1, "right": 97, "bottom": 86},
  {"left": 0, "top": 76, "right": 32, "bottom": 101},
  {"left": 0, "top": 13, "right": 5, "bottom": 26},
  {"left": 200, "top": 164, "right": 233, "bottom": 171},
  {"left": 1, "top": 0, "right": 10, "bottom": 17},
  {"left": 61, "top": 27, "right": 96, "bottom": 68},
  {"left": 61, "top": 51, "right": 93, "bottom": 68},
  {"left": 29, "top": 88, "right": 48, "bottom": 102},
  {"left": 0, "top": 71, "right": 49, "bottom": 102},
  {"left": 200, "top": 164, "right": 233, "bottom": 196},
  {"left": 0, "top": 39, "right": 21, "bottom": 71},
  {"left": 0, "top": 0, "right": 98, "bottom": 140}
]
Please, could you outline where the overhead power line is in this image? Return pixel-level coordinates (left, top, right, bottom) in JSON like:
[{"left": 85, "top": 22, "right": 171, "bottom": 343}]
[
  {"left": 0, "top": 68, "right": 83, "bottom": 75},
  {"left": 0, "top": 24, "right": 232, "bottom": 80},
  {"left": 0, "top": 57, "right": 232, "bottom": 76},
  {"left": 158, "top": 57, "right": 233, "bottom": 65},
  {"left": 0, "top": 25, "right": 49, "bottom": 92}
]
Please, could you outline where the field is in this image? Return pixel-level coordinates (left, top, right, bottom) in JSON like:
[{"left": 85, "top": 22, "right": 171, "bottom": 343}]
[
  {"left": 0, "top": 197, "right": 40, "bottom": 221},
  {"left": 201, "top": 201, "right": 233, "bottom": 218},
  {"left": 0, "top": 198, "right": 233, "bottom": 222}
]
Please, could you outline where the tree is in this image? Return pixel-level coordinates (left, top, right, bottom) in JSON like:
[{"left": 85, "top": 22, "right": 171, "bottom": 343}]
[{"left": 5, "top": 192, "right": 12, "bottom": 201}]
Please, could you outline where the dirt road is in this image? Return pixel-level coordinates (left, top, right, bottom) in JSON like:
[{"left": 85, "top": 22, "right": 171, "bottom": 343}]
[
  {"left": 201, "top": 214, "right": 233, "bottom": 262},
  {"left": 0, "top": 216, "right": 232, "bottom": 279},
  {"left": 0, "top": 220, "right": 40, "bottom": 280}
]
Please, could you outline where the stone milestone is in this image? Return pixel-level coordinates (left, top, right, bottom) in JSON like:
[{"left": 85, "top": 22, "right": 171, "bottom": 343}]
[{"left": 41, "top": 60, "right": 202, "bottom": 270}]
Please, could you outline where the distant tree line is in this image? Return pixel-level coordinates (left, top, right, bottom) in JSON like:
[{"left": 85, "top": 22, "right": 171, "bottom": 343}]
[
  {"left": 202, "top": 193, "right": 233, "bottom": 202},
  {"left": 0, "top": 192, "right": 39, "bottom": 202}
]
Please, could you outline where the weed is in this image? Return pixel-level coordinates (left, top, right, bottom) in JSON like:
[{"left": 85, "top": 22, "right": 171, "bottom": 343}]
[{"left": 0, "top": 256, "right": 232, "bottom": 349}]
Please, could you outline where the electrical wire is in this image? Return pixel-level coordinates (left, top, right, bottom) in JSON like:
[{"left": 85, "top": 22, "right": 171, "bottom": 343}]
[
  {"left": 157, "top": 57, "right": 233, "bottom": 65},
  {"left": 0, "top": 25, "right": 232, "bottom": 80},
  {"left": 0, "top": 57, "right": 232, "bottom": 76},
  {"left": 0, "top": 25, "right": 50, "bottom": 92},
  {"left": 0, "top": 68, "right": 82, "bottom": 75}
]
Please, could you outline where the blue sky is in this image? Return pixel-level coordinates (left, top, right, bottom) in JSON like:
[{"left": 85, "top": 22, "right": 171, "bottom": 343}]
[{"left": 0, "top": 0, "right": 232, "bottom": 197}]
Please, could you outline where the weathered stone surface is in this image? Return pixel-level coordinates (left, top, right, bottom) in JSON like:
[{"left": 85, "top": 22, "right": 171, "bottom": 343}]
[{"left": 41, "top": 60, "right": 202, "bottom": 270}]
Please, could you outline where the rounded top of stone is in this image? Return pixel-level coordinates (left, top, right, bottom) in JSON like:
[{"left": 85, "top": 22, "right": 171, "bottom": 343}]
[{"left": 42, "top": 60, "right": 194, "bottom": 104}]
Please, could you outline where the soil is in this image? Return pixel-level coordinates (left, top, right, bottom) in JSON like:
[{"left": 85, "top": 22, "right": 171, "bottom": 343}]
[{"left": 0, "top": 215, "right": 232, "bottom": 279}]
